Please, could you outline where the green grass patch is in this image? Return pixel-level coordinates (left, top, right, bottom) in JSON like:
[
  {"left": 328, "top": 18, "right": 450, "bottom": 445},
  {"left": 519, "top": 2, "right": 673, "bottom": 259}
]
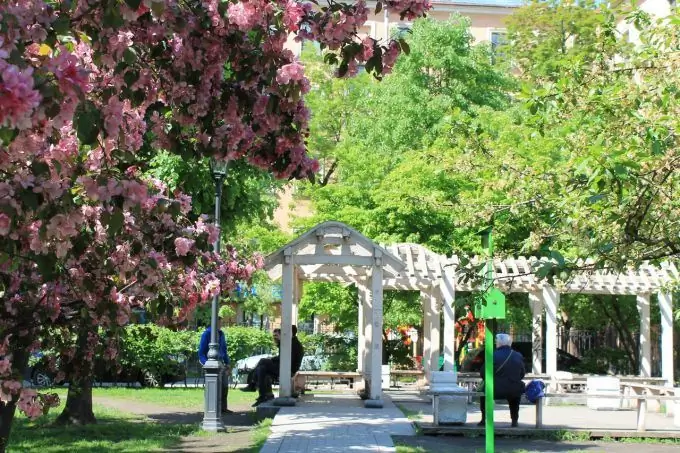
[
  {"left": 7, "top": 404, "right": 198, "bottom": 453},
  {"left": 249, "top": 418, "right": 273, "bottom": 451},
  {"left": 396, "top": 446, "right": 427, "bottom": 453},
  {"left": 90, "top": 386, "right": 255, "bottom": 409},
  {"left": 395, "top": 403, "right": 424, "bottom": 422}
]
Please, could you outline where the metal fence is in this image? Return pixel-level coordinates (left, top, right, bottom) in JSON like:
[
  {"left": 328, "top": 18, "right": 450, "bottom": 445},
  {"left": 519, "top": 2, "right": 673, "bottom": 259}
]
[{"left": 511, "top": 326, "right": 660, "bottom": 375}]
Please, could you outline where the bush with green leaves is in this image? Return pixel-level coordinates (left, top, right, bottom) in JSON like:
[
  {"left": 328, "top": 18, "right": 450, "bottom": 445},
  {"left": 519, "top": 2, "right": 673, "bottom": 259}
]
[
  {"left": 574, "top": 347, "right": 635, "bottom": 375},
  {"left": 223, "top": 326, "right": 276, "bottom": 363},
  {"left": 301, "top": 333, "right": 358, "bottom": 372},
  {"left": 116, "top": 325, "right": 199, "bottom": 385}
]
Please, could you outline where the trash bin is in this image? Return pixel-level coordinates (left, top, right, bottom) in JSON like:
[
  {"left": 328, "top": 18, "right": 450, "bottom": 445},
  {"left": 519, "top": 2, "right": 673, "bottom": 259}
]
[
  {"left": 586, "top": 376, "right": 621, "bottom": 410},
  {"left": 431, "top": 371, "right": 467, "bottom": 424}
]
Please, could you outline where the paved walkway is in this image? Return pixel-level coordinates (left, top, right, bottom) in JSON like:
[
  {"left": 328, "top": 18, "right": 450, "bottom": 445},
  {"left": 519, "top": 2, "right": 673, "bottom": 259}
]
[{"left": 260, "top": 392, "right": 415, "bottom": 453}]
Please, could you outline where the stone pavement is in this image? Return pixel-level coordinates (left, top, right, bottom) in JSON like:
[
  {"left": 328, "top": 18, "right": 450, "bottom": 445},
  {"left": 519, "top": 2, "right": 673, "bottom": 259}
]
[{"left": 259, "top": 392, "right": 416, "bottom": 453}]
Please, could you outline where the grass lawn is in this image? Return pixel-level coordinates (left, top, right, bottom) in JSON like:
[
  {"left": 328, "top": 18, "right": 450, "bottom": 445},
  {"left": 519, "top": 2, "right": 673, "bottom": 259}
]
[
  {"left": 91, "top": 386, "right": 256, "bottom": 409},
  {"left": 6, "top": 387, "right": 271, "bottom": 452},
  {"left": 7, "top": 404, "right": 197, "bottom": 453}
]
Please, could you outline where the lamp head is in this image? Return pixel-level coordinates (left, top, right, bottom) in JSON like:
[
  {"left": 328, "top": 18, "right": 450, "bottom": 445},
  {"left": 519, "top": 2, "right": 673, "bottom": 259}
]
[{"left": 209, "top": 156, "right": 229, "bottom": 179}]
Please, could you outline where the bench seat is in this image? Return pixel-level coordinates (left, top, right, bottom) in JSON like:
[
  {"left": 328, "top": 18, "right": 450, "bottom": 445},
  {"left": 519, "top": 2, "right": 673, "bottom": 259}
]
[{"left": 293, "top": 371, "right": 363, "bottom": 393}]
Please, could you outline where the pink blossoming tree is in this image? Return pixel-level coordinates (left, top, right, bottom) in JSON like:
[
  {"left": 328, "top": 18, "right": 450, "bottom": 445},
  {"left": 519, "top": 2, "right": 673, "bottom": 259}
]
[{"left": 0, "top": 0, "right": 430, "bottom": 448}]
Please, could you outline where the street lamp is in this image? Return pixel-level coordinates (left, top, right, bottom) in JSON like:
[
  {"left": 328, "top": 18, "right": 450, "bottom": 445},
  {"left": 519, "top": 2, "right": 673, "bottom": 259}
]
[{"left": 202, "top": 156, "right": 229, "bottom": 431}]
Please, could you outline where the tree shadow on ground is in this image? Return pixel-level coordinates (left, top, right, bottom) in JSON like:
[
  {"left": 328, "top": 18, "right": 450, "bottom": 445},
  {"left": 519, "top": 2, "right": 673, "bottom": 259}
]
[{"left": 8, "top": 414, "right": 196, "bottom": 453}]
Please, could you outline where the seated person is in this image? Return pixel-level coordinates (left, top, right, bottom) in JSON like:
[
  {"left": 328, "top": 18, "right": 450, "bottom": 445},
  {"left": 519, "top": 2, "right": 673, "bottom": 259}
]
[
  {"left": 478, "top": 333, "right": 526, "bottom": 427},
  {"left": 243, "top": 329, "right": 281, "bottom": 391},
  {"left": 252, "top": 325, "right": 304, "bottom": 406}
]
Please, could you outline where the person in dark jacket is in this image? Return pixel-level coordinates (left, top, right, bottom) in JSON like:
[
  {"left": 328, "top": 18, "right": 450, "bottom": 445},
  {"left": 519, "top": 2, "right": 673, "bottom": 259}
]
[
  {"left": 198, "top": 326, "right": 232, "bottom": 413},
  {"left": 478, "top": 333, "right": 526, "bottom": 427},
  {"left": 252, "top": 325, "right": 304, "bottom": 406}
]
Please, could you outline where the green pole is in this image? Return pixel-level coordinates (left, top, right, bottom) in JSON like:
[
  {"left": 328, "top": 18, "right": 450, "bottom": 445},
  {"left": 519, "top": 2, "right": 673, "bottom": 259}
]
[{"left": 482, "top": 229, "right": 495, "bottom": 453}]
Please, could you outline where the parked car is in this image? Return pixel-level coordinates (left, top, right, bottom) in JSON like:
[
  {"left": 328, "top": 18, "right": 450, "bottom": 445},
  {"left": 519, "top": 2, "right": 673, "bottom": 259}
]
[
  {"left": 457, "top": 341, "right": 581, "bottom": 373},
  {"left": 27, "top": 353, "right": 186, "bottom": 388}
]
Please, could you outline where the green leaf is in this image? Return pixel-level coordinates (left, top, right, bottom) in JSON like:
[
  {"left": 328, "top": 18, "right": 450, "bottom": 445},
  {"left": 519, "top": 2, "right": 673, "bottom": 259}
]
[
  {"left": 20, "top": 190, "right": 40, "bottom": 211},
  {"left": 74, "top": 100, "right": 102, "bottom": 145},
  {"left": 549, "top": 250, "right": 565, "bottom": 267},
  {"left": 123, "top": 47, "right": 138, "bottom": 65},
  {"left": 124, "top": 70, "right": 140, "bottom": 87},
  {"left": 124, "top": 0, "right": 142, "bottom": 9},
  {"left": 52, "top": 15, "right": 70, "bottom": 35},
  {"left": 35, "top": 254, "right": 58, "bottom": 281},
  {"left": 398, "top": 38, "right": 410, "bottom": 56},
  {"left": 151, "top": 1, "right": 166, "bottom": 17},
  {"left": 0, "top": 127, "right": 19, "bottom": 145},
  {"left": 103, "top": 6, "right": 124, "bottom": 28},
  {"left": 31, "top": 161, "right": 50, "bottom": 177},
  {"left": 109, "top": 209, "right": 125, "bottom": 233}
]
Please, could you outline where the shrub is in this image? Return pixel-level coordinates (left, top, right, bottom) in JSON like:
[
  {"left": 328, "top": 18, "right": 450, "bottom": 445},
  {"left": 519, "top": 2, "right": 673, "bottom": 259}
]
[
  {"left": 302, "top": 333, "right": 357, "bottom": 371},
  {"left": 574, "top": 347, "right": 634, "bottom": 375},
  {"left": 223, "top": 326, "right": 275, "bottom": 363},
  {"left": 117, "top": 325, "right": 199, "bottom": 385}
]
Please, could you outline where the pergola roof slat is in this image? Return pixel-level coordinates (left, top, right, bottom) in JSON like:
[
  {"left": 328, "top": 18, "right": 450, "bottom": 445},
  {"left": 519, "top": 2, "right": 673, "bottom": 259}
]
[{"left": 264, "top": 221, "right": 677, "bottom": 295}]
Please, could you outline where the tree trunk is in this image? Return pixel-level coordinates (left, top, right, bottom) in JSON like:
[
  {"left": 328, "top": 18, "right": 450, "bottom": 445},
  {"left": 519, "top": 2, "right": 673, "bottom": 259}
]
[
  {"left": 55, "top": 319, "right": 97, "bottom": 426},
  {"left": 0, "top": 351, "right": 28, "bottom": 453},
  {"left": 54, "top": 380, "right": 96, "bottom": 426}
]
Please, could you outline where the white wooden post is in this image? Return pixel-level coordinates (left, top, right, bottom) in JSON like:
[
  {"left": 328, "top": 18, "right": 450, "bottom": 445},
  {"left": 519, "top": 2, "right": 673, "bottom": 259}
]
[
  {"left": 543, "top": 285, "right": 559, "bottom": 376},
  {"left": 279, "top": 247, "right": 294, "bottom": 399},
  {"left": 362, "top": 283, "right": 372, "bottom": 387},
  {"left": 637, "top": 294, "right": 652, "bottom": 378},
  {"left": 422, "top": 288, "right": 440, "bottom": 378},
  {"left": 357, "top": 283, "right": 368, "bottom": 373},
  {"left": 658, "top": 292, "right": 674, "bottom": 386},
  {"left": 292, "top": 276, "right": 302, "bottom": 327},
  {"left": 529, "top": 292, "right": 544, "bottom": 374},
  {"left": 440, "top": 268, "right": 456, "bottom": 372},
  {"left": 422, "top": 290, "right": 433, "bottom": 377},
  {"left": 367, "top": 249, "right": 384, "bottom": 407}
]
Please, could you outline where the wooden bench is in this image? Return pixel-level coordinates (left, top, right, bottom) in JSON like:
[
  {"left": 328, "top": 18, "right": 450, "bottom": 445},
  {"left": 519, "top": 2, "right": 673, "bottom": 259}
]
[
  {"left": 427, "top": 389, "right": 680, "bottom": 431},
  {"left": 293, "top": 371, "right": 362, "bottom": 393},
  {"left": 390, "top": 369, "right": 426, "bottom": 388},
  {"left": 537, "top": 392, "right": 680, "bottom": 432}
]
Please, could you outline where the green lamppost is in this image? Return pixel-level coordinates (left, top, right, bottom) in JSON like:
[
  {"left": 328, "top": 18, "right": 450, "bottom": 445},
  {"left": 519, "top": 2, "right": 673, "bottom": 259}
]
[{"left": 475, "top": 228, "right": 506, "bottom": 453}]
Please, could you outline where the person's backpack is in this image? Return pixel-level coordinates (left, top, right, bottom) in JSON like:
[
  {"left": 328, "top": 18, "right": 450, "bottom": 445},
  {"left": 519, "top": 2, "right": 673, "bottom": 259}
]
[{"left": 525, "top": 379, "right": 545, "bottom": 403}]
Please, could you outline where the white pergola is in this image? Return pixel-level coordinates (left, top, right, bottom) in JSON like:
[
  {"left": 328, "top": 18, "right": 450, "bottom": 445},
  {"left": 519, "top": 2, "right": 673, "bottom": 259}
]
[{"left": 265, "top": 221, "right": 678, "bottom": 406}]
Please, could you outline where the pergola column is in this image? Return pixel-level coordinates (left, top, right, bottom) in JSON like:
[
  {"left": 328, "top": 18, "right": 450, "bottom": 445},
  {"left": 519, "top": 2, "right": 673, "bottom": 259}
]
[
  {"left": 529, "top": 292, "right": 544, "bottom": 374},
  {"left": 658, "top": 292, "right": 674, "bottom": 386},
  {"left": 292, "top": 275, "right": 302, "bottom": 326},
  {"left": 637, "top": 294, "right": 652, "bottom": 378},
  {"left": 279, "top": 247, "right": 294, "bottom": 399},
  {"left": 440, "top": 268, "right": 456, "bottom": 372},
  {"left": 543, "top": 285, "right": 559, "bottom": 376},
  {"left": 421, "top": 288, "right": 441, "bottom": 379},
  {"left": 357, "top": 283, "right": 369, "bottom": 373},
  {"left": 366, "top": 250, "right": 384, "bottom": 407}
]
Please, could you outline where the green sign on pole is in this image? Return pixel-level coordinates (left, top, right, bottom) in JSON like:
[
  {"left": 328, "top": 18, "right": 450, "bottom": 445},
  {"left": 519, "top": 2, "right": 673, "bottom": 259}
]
[{"left": 477, "top": 227, "right": 506, "bottom": 453}]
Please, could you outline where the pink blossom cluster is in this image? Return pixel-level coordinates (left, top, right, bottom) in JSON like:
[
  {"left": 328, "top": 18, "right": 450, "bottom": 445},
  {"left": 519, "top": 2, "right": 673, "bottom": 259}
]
[
  {"left": 298, "top": 1, "right": 370, "bottom": 51},
  {"left": 384, "top": 0, "right": 433, "bottom": 21}
]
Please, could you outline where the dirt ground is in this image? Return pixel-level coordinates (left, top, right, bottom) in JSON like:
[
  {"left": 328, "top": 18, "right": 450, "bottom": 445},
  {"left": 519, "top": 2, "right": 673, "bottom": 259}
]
[{"left": 94, "top": 397, "right": 260, "bottom": 452}]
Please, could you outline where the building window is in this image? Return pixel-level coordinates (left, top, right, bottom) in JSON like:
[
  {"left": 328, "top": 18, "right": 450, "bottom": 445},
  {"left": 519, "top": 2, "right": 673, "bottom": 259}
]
[
  {"left": 490, "top": 31, "right": 507, "bottom": 64},
  {"left": 392, "top": 23, "right": 412, "bottom": 39},
  {"left": 301, "top": 40, "right": 321, "bottom": 55}
]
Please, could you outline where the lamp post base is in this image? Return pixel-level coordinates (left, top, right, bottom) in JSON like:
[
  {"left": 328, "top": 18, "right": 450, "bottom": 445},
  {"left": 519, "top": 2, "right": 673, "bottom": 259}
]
[{"left": 202, "top": 360, "right": 224, "bottom": 432}]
